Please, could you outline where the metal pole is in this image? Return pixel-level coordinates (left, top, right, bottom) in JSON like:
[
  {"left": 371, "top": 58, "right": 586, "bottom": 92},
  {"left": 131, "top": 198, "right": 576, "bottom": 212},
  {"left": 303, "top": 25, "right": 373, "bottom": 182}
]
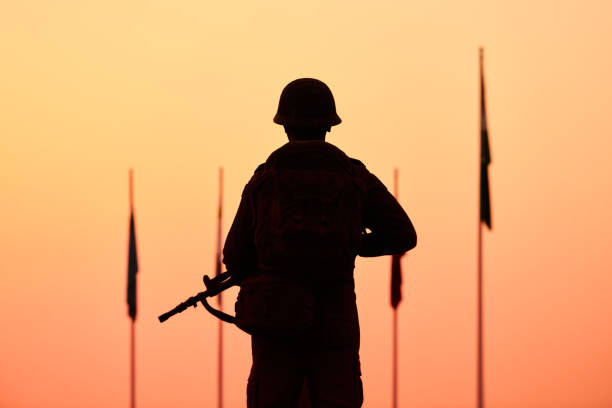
[
  {"left": 131, "top": 320, "right": 135, "bottom": 408},
  {"left": 216, "top": 167, "right": 224, "bottom": 408},
  {"left": 477, "top": 222, "right": 483, "bottom": 408},
  {"left": 129, "top": 168, "right": 136, "bottom": 408},
  {"left": 477, "top": 47, "right": 485, "bottom": 408},
  {"left": 392, "top": 168, "right": 399, "bottom": 408},
  {"left": 392, "top": 309, "right": 398, "bottom": 408},
  {"left": 218, "top": 316, "right": 223, "bottom": 408}
]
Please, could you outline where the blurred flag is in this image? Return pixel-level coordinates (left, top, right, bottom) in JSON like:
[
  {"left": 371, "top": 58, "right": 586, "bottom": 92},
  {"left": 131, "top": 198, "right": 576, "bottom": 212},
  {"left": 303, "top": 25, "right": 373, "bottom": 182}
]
[
  {"left": 480, "top": 49, "right": 492, "bottom": 229},
  {"left": 127, "top": 172, "right": 139, "bottom": 321},
  {"left": 391, "top": 253, "right": 402, "bottom": 309}
]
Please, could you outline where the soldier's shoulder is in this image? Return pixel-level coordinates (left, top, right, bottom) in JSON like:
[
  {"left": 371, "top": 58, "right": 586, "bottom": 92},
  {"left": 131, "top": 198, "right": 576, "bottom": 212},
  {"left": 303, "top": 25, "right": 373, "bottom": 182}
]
[
  {"left": 348, "top": 158, "right": 388, "bottom": 190},
  {"left": 349, "top": 157, "right": 372, "bottom": 177},
  {"left": 349, "top": 158, "right": 366, "bottom": 168},
  {"left": 253, "top": 163, "right": 266, "bottom": 174},
  {"left": 248, "top": 163, "right": 267, "bottom": 184},
  {"left": 243, "top": 163, "right": 268, "bottom": 195}
]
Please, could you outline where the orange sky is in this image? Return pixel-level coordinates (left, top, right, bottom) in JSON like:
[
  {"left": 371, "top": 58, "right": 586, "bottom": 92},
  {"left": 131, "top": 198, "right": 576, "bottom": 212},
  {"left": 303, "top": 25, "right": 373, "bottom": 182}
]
[{"left": 2, "top": 1, "right": 612, "bottom": 407}]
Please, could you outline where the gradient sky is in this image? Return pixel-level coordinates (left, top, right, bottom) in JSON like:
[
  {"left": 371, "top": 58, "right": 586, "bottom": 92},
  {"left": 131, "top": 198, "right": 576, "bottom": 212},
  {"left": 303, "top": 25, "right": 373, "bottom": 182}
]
[{"left": 2, "top": 1, "right": 611, "bottom": 407}]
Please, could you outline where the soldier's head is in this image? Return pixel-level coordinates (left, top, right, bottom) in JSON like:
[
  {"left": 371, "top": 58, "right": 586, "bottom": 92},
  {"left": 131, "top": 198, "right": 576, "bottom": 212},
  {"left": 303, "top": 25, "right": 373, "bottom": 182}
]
[{"left": 273, "top": 78, "right": 341, "bottom": 141}]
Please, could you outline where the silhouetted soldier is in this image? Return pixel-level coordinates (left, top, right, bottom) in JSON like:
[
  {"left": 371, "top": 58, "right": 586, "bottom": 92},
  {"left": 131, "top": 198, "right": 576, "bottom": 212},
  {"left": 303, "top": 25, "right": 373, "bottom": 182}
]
[{"left": 223, "top": 78, "right": 417, "bottom": 408}]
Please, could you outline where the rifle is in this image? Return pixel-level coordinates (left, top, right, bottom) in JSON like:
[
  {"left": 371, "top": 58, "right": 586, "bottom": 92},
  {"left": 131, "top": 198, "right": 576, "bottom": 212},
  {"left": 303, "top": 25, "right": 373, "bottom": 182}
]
[{"left": 158, "top": 271, "right": 238, "bottom": 323}]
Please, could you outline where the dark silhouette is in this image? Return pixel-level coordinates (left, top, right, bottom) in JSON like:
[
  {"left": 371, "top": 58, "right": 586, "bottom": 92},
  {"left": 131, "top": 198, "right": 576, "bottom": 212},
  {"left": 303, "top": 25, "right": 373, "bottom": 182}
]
[
  {"left": 477, "top": 47, "right": 493, "bottom": 408},
  {"left": 390, "top": 168, "right": 403, "bottom": 408},
  {"left": 126, "top": 169, "right": 139, "bottom": 408},
  {"left": 127, "top": 169, "right": 139, "bottom": 321},
  {"left": 215, "top": 168, "right": 224, "bottom": 408},
  {"left": 158, "top": 272, "right": 238, "bottom": 323},
  {"left": 223, "top": 78, "right": 417, "bottom": 408}
]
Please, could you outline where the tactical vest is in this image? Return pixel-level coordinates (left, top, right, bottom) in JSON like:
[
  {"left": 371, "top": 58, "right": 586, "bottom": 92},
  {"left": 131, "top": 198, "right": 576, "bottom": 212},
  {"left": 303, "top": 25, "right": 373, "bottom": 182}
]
[
  {"left": 234, "top": 142, "right": 365, "bottom": 335},
  {"left": 251, "top": 142, "right": 364, "bottom": 279}
]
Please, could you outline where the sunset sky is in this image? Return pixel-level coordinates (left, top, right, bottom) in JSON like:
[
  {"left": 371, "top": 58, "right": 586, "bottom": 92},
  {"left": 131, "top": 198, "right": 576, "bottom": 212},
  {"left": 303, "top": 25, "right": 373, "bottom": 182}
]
[{"left": 2, "top": 1, "right": 611, "bottom": 407}]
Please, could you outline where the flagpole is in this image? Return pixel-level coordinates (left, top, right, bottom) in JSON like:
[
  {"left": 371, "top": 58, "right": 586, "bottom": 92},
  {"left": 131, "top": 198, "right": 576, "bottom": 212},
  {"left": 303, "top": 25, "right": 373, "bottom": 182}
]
[
  {"left": 129, "top": 169, "right": 136, "bottom": 408},
  {"left": 131, "top": 319, "right": 136, "bottom": 408},
  {"left": 216, "top": 167, "right": 224, "bottom": 408},
  {"left": 477, "top": 220, "right": 483, "bottom": 408},
  {"left": 392, "top": 168, "right": 399, "bottom": 408},
  {"left": 477, "top": 47, "right": 485, "bottom": 408}
]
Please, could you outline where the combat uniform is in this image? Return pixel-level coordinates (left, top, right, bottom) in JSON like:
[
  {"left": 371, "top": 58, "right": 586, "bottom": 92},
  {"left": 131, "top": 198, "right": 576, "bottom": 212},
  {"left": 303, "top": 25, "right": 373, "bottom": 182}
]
[{"left": 223, "top": 140, "right": 416, "bottom": 408}]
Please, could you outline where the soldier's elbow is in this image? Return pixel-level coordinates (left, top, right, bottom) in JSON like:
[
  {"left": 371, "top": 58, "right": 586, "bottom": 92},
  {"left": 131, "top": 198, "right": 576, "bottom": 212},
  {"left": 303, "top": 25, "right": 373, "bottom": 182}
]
[
  {"left": 407, "top": 231, "right": 417, "bottom": 251},
  {"left": 400, "top": 226, "right": 417, "bottom": 252}
]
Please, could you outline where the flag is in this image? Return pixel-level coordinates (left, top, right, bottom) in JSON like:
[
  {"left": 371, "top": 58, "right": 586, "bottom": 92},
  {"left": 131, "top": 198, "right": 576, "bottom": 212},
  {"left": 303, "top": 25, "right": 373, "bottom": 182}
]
[
  {"left": 126, "top": 170, "right": 139, "bottom": 321},
  {"left": 391, "top": 253, "right": 402, "bottom": 309},
  {"left": 127, "top": 210, "right": 139, "bottom": 320},
  {"left": 480, "top": 48, "right": 492, "bottom": 229}
]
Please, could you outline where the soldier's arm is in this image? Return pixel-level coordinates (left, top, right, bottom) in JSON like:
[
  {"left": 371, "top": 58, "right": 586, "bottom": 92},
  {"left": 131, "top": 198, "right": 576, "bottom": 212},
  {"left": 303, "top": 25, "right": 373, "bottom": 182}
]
[
  {"left": 358, "top": 168, "right": 417, "bottom": 257},
  {"left": 222, "top": 183, "right": 257, "bottom": 282}
]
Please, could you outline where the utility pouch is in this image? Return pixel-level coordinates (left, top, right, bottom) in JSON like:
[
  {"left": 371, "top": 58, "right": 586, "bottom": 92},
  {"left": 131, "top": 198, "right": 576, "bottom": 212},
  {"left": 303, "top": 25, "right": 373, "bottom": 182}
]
[{"left": 234, "top": 275, "right": 314, "bottom": 336}]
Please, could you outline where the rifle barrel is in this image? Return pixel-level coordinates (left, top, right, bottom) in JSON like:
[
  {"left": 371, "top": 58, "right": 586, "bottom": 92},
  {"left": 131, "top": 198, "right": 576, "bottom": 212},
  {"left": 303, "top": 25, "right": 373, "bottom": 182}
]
[{"left": 158, "top": 293, "right": 205, "bottom": 323}]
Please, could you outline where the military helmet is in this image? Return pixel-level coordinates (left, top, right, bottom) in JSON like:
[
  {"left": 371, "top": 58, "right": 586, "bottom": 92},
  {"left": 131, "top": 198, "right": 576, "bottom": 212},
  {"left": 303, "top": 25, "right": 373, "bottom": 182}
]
[{"left": 273, "top": 78, "right": 342, "bottom": 127}]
